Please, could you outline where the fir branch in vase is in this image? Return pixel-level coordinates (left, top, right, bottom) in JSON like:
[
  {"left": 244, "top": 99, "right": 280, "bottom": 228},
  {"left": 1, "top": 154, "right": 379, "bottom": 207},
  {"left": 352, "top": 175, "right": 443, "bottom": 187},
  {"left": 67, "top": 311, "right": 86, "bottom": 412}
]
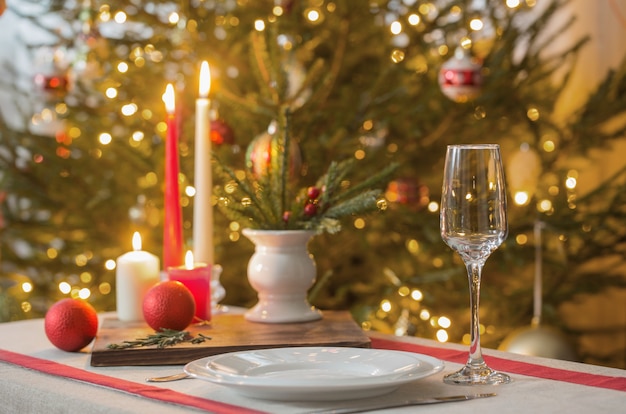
[
  {"left": 213, "top": 27, "right": 398, "bottom": 234},
  {"left": 214, "top": 107, "right": 398, "bottom": 234}
]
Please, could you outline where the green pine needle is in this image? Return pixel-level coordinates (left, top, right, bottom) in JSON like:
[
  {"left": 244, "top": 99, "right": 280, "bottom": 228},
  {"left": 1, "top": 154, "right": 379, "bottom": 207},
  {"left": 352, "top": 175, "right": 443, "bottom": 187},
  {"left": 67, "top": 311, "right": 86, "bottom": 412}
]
[{"left": 106, "top": 329, "right": 211, "bottom": 349}]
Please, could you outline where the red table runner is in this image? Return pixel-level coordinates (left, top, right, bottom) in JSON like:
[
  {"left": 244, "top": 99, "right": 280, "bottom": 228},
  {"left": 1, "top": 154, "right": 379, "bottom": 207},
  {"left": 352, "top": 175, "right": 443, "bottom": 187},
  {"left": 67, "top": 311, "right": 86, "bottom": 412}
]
[
  {"left": 1, "top": 338, "right": 624, "bottom": 414},
  {"left": 370, "top": 337, "right": 626, "bottom": 392},
  {"left": 0, "top": 349, "right": 267, "bottom": 414}
]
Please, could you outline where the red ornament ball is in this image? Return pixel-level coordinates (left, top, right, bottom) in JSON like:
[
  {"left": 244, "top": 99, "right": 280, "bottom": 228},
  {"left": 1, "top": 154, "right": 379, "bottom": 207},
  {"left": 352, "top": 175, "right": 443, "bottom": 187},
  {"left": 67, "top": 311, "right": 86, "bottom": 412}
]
[
  {"left": 44, "top": 298, "right": 99, "bottom": 352},
  {"left": 275, "top": 0, "right": 295, "bottom": 13},
  {"left": 143, "top": 281, "right": 196, "bottom": 331},
  {"left": 34, "top": 73, "right": 69, "bottom": 95},
  {"left": 307, "top": 186, "right": 321, "bottom": 200},
  {"left": 210, "top": 118, "right": 235, "bottom": 146},
  {"left": 282, "top": 211, "right": 292, "bottom": 223},
  {"left": 438, "top": 49, "right": 483, "bottom": 103},
  {"left": 304, "top": 202, "right": 318, "bottom": 217},
  {"left": 386, "top": 178, "right": 430, "bottom": 209}
]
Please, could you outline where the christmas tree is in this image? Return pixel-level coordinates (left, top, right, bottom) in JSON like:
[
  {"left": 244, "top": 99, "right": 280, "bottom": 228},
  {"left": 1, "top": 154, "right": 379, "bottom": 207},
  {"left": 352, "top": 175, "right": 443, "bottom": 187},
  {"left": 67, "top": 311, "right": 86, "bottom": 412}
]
[{"left": 1, "top": 0, "right": 625, "bottom": 368}]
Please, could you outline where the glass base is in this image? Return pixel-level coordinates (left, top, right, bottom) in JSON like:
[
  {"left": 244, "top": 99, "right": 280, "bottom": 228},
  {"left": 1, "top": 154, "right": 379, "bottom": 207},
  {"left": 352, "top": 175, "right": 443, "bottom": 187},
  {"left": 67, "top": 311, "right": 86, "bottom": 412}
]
[{"left": 444, "top": 364, "right": 511, "bottom": 385}]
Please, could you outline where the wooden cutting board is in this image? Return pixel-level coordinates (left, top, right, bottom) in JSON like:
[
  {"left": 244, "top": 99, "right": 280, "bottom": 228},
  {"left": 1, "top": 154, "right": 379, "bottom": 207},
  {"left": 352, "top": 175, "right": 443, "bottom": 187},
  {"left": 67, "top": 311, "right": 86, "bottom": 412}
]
[{"left": 90, "top": 311, "right": 371, "bottom": 367}]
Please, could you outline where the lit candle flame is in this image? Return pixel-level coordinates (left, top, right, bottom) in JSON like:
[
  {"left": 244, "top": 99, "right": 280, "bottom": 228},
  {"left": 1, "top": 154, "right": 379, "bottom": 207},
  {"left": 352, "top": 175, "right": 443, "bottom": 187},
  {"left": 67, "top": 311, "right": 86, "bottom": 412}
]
[
  {"left": 132, "top": 232, "right": 142, "bottom": 251},
  {"left": 162, "top": 83, "right": 176, "bottom": 114},
  {"left": 185, "top": 250, "right": 194, "bottom": 269},
  {"left": 199, "top": 61, "right": 211, "bottom": 99}
]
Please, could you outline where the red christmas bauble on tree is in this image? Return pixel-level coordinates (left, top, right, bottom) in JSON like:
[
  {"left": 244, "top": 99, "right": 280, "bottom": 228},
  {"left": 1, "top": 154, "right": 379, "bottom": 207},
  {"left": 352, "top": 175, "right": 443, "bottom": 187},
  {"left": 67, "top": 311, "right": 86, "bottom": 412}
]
[
  {"left": 386, "top": 178, "right": 430, "bottom": 210},
  {"left": 275, "top": 0, "right": 296, "bottom": 14},
  {"left": 438, "top": 48, "right": 483, "bottom": 103},
  {"left": 33, "top": 46, "right": 71, "bottom": 99},
  {"left": 34, "top": 73, "right": 69, "bottom": 96},
  {"left": 210, "top": 118, "right": 235, "bottom": 146}
]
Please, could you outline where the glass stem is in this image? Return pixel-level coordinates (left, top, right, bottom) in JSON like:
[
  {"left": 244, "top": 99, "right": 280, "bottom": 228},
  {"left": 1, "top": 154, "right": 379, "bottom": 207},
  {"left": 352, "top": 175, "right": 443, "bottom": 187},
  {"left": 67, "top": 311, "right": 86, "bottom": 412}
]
[{"left": 466, "top": 261, "right": 486, "bottom": 368}]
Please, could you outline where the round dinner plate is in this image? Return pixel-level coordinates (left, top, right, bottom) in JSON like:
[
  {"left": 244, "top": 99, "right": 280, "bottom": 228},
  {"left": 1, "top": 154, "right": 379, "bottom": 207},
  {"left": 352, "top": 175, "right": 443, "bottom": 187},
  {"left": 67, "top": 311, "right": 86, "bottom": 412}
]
[{"left": 183, "top": 346, "right": 444, "bottom": 401}]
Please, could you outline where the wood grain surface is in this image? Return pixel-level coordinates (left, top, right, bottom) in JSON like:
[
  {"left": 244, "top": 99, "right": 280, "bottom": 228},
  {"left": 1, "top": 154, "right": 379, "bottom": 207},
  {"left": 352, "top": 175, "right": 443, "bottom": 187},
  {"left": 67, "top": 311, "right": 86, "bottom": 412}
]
[{"left": 90, "top": 311, "right": 371, "bottom": 366}]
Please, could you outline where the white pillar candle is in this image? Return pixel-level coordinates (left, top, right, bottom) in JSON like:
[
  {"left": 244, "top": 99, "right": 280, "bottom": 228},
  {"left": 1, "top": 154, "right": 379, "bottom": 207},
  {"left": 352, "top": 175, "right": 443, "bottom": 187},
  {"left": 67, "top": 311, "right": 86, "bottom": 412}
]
[
  {"left": 115, "top": 232, "right": 160, "bottom": 322},
  {"left": 193, "top": 61, "right": 214, "bottom": 265}
]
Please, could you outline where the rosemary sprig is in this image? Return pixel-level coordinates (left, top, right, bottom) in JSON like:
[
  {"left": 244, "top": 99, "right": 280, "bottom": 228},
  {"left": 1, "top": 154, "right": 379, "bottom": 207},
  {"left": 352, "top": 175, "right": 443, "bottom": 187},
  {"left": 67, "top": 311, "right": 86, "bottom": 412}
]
[{"left": 106, "top": 329, "right": 211, "bottom": 349}]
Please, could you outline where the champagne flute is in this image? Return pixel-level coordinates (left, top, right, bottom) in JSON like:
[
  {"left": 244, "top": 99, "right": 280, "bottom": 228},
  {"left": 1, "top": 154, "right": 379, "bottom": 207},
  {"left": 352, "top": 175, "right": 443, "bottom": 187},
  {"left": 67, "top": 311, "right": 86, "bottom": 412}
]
[{"left": 440, "top": 144, "right": 511, "bottom": 385}]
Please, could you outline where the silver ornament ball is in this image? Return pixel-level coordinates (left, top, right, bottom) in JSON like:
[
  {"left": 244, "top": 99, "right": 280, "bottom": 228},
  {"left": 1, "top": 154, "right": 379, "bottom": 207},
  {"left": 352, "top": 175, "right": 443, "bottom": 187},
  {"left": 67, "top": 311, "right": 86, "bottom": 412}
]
[{"left": 499, "top": 325, "right": 577, "bottom": 361}]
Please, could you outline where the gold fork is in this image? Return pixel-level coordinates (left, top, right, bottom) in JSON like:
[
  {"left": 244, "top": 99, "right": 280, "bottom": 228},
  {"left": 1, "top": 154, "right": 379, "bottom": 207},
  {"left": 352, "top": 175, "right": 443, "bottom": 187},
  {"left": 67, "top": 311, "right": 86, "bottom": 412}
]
[{"left": 145, "top": 373, "right": 190, "bottom": 382}]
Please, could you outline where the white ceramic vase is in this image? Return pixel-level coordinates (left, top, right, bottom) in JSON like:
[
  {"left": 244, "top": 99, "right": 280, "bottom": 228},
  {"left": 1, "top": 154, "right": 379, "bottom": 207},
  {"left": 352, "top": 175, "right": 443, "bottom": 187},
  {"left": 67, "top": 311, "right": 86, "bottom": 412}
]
[{"left": 242, "top": 229, "right": 322, "bottom": 323}]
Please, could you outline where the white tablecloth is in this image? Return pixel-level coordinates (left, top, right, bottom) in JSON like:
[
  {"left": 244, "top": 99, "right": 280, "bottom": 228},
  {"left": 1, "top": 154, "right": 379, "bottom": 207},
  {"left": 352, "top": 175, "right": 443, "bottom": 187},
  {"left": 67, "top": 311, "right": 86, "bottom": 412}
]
[{"left": 1, "top": 313, "right": 624, "bottom": 414}]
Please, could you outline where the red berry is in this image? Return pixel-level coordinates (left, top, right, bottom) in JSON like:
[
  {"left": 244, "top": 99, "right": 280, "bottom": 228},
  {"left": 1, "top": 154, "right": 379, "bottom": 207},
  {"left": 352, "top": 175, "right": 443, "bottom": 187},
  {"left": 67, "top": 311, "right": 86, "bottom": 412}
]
[
  {"left": 304, "top": 203, "right": 318, "bottom": 216},
  {"left": 282, "top": 211, "right": 292, "bottom": 222},
  {"left": 307, "top": 186, "right": 321, "bottom": 200}
]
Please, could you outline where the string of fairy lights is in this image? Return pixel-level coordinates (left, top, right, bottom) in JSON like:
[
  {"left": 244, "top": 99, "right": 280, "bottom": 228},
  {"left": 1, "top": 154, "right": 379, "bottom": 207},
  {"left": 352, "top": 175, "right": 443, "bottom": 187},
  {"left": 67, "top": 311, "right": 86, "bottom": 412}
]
[{"left": 17, "top": 0, "right": 583, "bottom": 345}]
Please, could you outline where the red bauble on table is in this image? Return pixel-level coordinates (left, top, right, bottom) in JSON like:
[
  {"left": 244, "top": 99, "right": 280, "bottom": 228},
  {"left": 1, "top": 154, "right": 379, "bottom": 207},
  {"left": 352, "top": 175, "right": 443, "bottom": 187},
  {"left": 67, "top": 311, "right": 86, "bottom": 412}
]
[
  {"left": 142, "top": 280, "right": 196, "bottom": 332},
  {"left": 44, "top": 298, "right": 98, "bottom": 352}
]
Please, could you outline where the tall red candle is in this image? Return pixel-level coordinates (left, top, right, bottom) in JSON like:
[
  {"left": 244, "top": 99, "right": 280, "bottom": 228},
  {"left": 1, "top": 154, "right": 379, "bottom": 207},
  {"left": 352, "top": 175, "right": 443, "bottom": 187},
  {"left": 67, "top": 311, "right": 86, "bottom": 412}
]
[{"left": 162, "top": 84, "right": 184, "bottom": 269}]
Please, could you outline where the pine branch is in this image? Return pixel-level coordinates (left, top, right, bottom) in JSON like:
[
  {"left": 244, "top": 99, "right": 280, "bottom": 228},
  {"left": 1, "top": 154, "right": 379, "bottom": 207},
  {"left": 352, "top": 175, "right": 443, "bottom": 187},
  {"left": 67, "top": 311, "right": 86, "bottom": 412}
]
[
  {"left": 213, "top": 154, "right": 274, "bottom": 224},
  {"left": 331, "top": 162, "right": 399, "bottom": 205},
  {"left": 215, "top": 88, "right": 274, "bottom": 117},
  {"left": 317, "top": 160, "right": 354, "bottom": 207},
  {"left": 303, "top": 18, "right": 350, "bottom": 107},
  {"left": 249, "top": 30, "right": 280, "bottom": 107},
  {"left": 106, "top": 329, "right": 211, "bottom": 349},
  {"left": 276, "top": 107, "right": 291, "bottom": 220},
  {"left": 324, "top": 190, "right": 383, "bottom": 219}
]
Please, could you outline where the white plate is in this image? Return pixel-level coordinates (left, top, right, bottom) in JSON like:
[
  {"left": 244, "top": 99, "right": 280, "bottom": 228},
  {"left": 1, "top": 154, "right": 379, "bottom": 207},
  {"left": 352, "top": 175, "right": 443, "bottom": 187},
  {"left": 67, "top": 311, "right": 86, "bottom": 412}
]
[{"left": 183, "top": 347, "right": 444, "bottom": 401}]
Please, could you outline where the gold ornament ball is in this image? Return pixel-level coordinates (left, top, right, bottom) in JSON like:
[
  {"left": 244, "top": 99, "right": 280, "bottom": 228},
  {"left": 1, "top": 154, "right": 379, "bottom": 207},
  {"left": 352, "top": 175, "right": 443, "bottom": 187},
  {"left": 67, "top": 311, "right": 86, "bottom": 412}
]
[{"left": 245, "top": 121, "right": 302, "bottom": 179}]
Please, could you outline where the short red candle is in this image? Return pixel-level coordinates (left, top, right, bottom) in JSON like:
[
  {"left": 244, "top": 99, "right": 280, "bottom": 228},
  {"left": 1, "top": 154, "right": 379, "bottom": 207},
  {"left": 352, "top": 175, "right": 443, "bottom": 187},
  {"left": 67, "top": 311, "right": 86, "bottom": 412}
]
[
  {"left": 168, "top": 251, "right": 212, "bottom": 321},
  {"left": 162, "top": 84, "right": 184, "bottom": 269}
]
